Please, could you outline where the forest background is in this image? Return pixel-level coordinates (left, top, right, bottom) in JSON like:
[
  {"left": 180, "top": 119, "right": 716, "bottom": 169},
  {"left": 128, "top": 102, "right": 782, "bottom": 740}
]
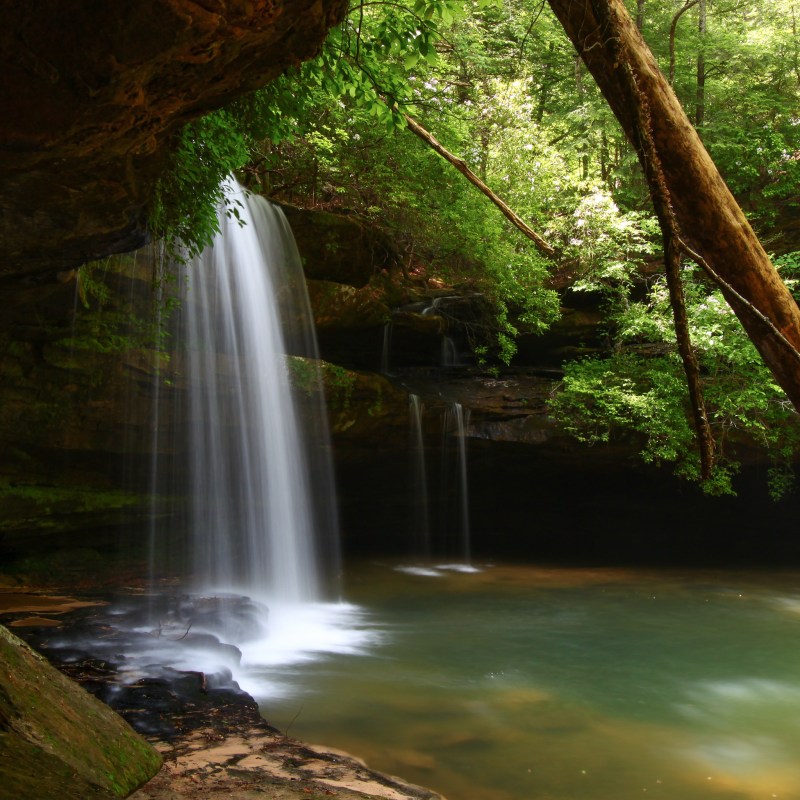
[{"left": 147, "top": 0, "right": 800, "bottom": 497}]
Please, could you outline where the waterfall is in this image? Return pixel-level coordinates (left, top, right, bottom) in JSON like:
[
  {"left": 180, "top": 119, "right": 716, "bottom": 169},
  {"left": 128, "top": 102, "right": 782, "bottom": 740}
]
[
  {"left": 90, "top": 179, "right": 373, "bottom": 703},
  {"left": 408, "top": 394, "right": 431, "bottom": 556},
  {"left": 441, "top": 402, "right": 472, "bottom": 565},
  {"left": 452, "top": 402, "right": 471, "bottom": 564},
  {"left": 440, "top": 335, "right": 460, "bottom": 368},
  {"left": 397, "top": 397, "right": 477, "bottom": 576},
  {"left": 177, "top": 179, "right": 339, "bottom": 605}
]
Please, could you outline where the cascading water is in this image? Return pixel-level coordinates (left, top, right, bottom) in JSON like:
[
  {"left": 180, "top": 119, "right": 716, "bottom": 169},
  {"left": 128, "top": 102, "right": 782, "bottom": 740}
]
[
  {"left": 408, "top": 394, "right": 431, "bottom": 556},
  {"left": 443, "top": 402, "right": 471, "bottom": 565},
  {"left": 132, "top": 179, "right": 374, "bottom": 697},
  {"left": 399, "top": 400, "right": 476, "bottom": 576},
  {"left": 180, "top": 182, "right": 331, "bottom": 603},
  {"left": 440, "top": 335, "right": 461, "bottom": 368}
]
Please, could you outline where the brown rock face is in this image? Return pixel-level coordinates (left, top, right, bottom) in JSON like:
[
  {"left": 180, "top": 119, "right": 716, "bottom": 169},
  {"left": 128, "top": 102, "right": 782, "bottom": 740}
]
[
  {"left": 279, "top": 204, "right": 397, "bottom": 287},
  {"left": 0, "top": 0, "right": 347, "bottom": 275}
]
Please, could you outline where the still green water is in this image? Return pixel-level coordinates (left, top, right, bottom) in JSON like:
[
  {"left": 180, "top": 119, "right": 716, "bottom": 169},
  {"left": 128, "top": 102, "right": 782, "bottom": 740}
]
[{"left": 259, "top": 563, "right": 800, "bottom": 799}]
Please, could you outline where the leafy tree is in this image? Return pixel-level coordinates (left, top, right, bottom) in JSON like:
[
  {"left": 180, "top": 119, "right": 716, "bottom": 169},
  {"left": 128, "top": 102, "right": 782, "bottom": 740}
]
[
  {"left": 551, "top": 252, "right": 800, "bottom": 497},
  {"left": 149, "top": 111, "right": 250, "bottom": 260},
  {"left": 625, "top": 0, "right": 800, "bottom": 230},
  {"left": 146, "top": 0, "right": 800, "bottom": 465}
]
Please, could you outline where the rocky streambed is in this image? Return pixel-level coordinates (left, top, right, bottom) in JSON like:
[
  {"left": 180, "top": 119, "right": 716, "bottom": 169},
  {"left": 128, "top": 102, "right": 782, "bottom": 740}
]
[{"left": 0, "top": 586, "right": 443, "bottom": 800}]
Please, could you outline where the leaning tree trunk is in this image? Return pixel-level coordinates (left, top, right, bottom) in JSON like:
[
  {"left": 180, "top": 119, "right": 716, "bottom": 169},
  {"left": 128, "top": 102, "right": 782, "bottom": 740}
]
[{"left": 547, "top": 0, "right": 800, "bottom": 412}]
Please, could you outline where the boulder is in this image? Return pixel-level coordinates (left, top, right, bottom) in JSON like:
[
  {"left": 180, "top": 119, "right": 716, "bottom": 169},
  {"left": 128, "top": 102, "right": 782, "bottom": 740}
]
[{"left": 0, "top": 624, "right": 161, "bottom": 799}]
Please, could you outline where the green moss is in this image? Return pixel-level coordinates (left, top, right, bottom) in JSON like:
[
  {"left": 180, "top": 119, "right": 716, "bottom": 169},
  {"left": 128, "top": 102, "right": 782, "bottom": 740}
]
[
  {"left": 0, "top": 484, "right": 147, "bottom": 535},
  {"left": 286, "top": 356, "right": 357, "bottom": 411},
  {"left": 322, "top": 363, "right": 356, "bottom": 411},
  {"left": 285, "top": 355, "right": 322, "bottom": 396},
  {"left": 0, "top": 626, "right": 161, "bottom": 799},
  {"left": 367, "top": 384, "right": 384, "bottom": 417}
]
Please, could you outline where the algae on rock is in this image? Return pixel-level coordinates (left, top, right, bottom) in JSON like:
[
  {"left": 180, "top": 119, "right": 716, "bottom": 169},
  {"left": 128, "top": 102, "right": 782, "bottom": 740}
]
[{"left": 0, "top": 625, "right": 162, "bottom": 800}]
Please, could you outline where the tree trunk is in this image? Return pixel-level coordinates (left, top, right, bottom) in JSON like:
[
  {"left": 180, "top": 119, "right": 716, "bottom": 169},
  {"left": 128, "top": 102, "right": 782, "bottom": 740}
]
[
  {"left": 546, "top": 0, "right": 800, "bottom": 412},
  {"left": 574, "top": 55, "right": 590, "bottom": 180},
  {"left": 536, "top": 41, "right": 556, "bottom": 124},
  {"left": 669, "top": 0, "right": 699, "bottom": 86},
  {"left": 600, "top": 129, "right": 610, "bottom": 187},
  {"left": 636, "top": 0, "right": 646, "bottom": 31}
]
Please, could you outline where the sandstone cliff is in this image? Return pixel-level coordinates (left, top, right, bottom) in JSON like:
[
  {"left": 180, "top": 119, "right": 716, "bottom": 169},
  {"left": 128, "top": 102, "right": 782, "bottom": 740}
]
[{"left": 0, "top": 0, "right": 347, "bottom": 276}]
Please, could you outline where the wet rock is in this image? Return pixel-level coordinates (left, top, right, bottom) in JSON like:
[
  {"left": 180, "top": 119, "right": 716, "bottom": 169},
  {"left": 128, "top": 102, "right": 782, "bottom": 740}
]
[
  {"left": 0, "top": 623, "right": 161, "bottom": 800},
  {"left": 280, "top": 205, "right": 397, "bottom": 287},
  {"left": 307, "top": 279, "right": 390, "bottom": 331}
]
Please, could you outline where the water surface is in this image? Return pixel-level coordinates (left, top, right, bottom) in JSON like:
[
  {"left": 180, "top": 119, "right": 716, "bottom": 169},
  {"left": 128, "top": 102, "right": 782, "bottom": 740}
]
[{"left": 255, "top": 562, "right": 800, "bottom": 800}]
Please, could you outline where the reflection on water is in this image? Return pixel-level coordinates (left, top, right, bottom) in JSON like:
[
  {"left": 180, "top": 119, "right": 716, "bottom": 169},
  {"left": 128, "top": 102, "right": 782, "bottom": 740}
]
[{"left": 256, "top": 563, "right": 800, "bottom": 800}]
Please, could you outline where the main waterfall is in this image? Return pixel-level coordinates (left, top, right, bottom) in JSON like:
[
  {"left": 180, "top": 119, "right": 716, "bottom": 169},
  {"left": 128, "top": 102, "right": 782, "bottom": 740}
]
[
  {"left": 179, "top": 179, "right": 337, "bottom": 604},
  {"left": 141, "top": 180, "right": 371, "bottom": 693}
]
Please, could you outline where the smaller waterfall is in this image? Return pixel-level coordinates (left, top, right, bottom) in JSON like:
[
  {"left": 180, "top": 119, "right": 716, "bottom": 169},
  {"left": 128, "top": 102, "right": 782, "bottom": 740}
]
[
  {"left": 437, "top": 402, "right": 472, "bottom": 565},
  {"left": 397, "top": 397, "right": 476, "bottom": 577},
  {"left": 449, "top": 403, "right": 471, "bottom": 564},
  {"left": 408, "top": 394, "right": 431, "bottom": 556},
  {"left": 440, "top": 336, "right": 461, "bottom": 368}
]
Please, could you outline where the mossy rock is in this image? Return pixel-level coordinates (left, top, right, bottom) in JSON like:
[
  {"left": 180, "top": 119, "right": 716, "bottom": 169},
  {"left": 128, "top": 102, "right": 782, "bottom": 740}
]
[
  {"left": 279, "top": 205, "right": 396, "bottom": 287},
  {"left": 0, "top": 484, "right": 147, "bottom": 536},
  {"left": 285, "top": 357, "right": 408, "bottom": 447},
  {"left": 0, "top": 625, "right": 161, "bottom": 800}
]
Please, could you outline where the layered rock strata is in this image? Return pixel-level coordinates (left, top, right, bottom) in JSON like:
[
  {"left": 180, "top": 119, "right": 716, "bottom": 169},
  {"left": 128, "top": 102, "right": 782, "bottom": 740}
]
[{"left": 0, "top": 0, "right": 347, "bottom": 276}]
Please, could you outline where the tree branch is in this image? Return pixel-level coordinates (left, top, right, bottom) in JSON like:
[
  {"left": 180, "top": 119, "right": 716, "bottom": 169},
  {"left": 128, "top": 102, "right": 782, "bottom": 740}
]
[{"left": 402, "top": 112, "right": 556, "bottom": 257}]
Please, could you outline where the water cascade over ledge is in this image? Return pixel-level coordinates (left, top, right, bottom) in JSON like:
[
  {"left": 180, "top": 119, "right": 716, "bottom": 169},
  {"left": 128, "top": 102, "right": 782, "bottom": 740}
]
[
  {"left": 399, "top": 398, "right": 477, "bottom": 576},
  {"left": 140, "top": 179, "right": 374, "bottom": 697},
  {"left": 179, "top": 180, "right": 336, "bottom": 603}
]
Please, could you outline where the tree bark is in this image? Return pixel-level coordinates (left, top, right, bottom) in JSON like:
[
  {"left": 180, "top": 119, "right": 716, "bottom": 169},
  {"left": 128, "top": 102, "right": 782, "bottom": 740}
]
[
  {"left": 636, "top": 0, "right": 646, "bottom": 30},
  {"left": 546, "top": 0, "right": 800, "bottom": 412}
]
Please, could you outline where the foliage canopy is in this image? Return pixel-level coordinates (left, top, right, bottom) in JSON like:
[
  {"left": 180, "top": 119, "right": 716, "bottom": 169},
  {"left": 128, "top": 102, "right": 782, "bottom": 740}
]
[{"left": 149, "top": 0, "right": 800, "bottom": 492}]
